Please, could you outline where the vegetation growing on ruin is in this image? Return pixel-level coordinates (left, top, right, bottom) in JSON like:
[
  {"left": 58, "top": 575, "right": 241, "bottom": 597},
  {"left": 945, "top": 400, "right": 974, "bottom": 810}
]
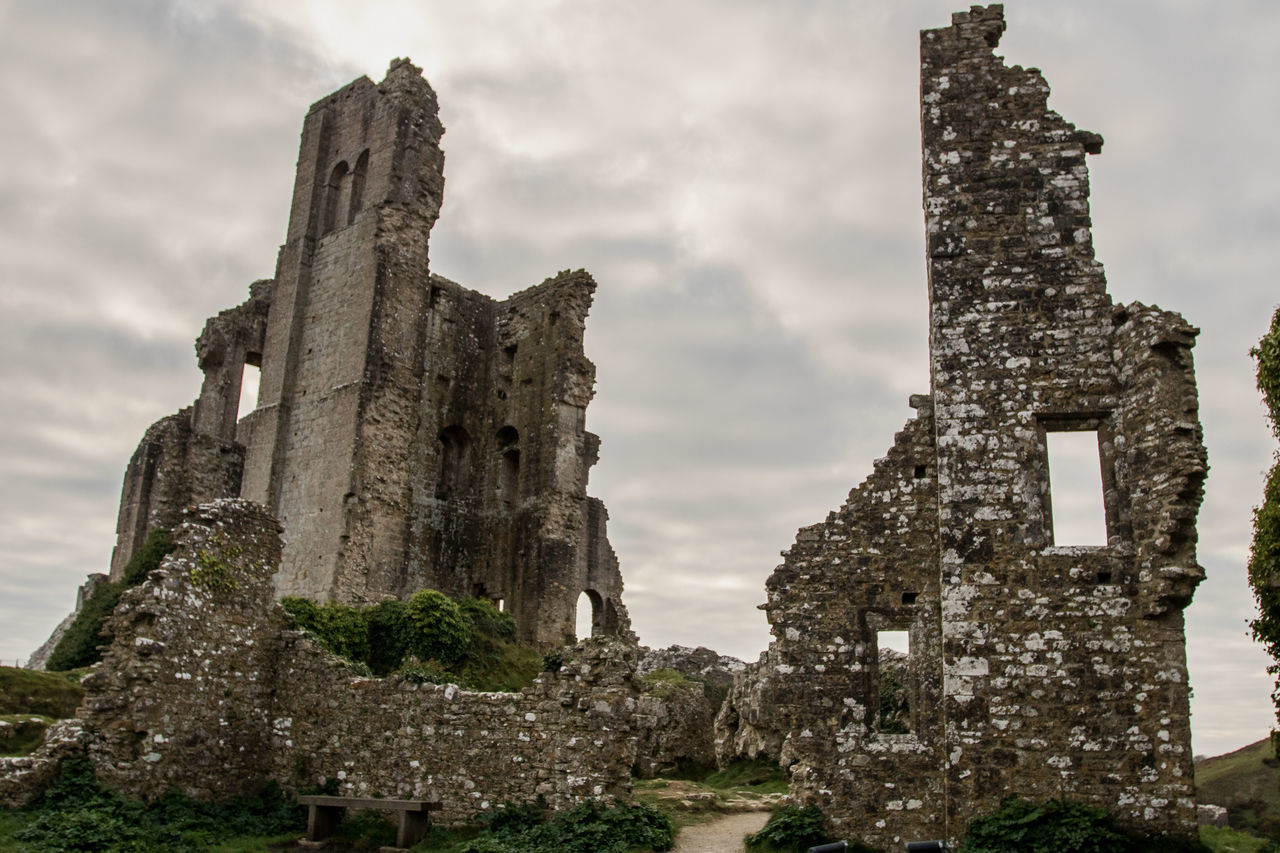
[
  {"left": 640, "top": 667, "right": 699, "bottom": 699},
  {"left": 45, "top": 528, "right": 173, "bottom": 672},
  {"left": 1249, "top": 306, "right": 1280, "bottom": 735},
  {"left": 281, "top": 591, "right": 541, "bottom": 691}
]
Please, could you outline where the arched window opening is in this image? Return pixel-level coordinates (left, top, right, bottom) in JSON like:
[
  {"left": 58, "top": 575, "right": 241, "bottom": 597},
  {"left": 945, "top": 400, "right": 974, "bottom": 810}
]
[
  {"left": 347, "top": 150, "right": 369, "bottom": 225},
  {"left": 575, "top": 589, "right": 602, "bottom": 641},
  {"left": 322, "top": 160, "right": 351, "bottom": 234},
  {"left": 436, "top": 425, "right": 471, "bottom": 500}
]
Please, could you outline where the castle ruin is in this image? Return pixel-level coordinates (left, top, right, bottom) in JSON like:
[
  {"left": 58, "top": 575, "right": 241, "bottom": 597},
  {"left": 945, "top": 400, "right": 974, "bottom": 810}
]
[
  {"left": 717, "top": 5, "right": 1206, "bottom": 847},
  {"left": 108, "top": 59, "right": 627, "bottom": 648},
  {"left": 9, "top": 6, "right": 1210, "bottom": 848}
]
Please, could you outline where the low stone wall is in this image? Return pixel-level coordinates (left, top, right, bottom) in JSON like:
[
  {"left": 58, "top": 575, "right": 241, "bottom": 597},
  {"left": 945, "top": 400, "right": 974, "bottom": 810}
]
[{"left": 2, "top": 500, "right": 643, "bottom": 822}]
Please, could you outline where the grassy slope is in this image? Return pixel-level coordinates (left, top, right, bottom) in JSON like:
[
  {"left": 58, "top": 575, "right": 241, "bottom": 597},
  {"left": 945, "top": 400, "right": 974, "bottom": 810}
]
[
  {"left": 1196, "top": 737, "right": 1280, "bottom": 839},
  {"left": 0, "top": 666, "right": 83, "bottom": 718}
]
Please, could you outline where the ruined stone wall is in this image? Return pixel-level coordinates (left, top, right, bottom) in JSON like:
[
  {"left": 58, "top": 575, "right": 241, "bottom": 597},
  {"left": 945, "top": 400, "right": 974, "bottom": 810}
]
[
  {"left": 52, "top": 501, "right": 641, "bottom": 821},
  {"left": 719, "top": 6, "right": 1205, "bottom": 847},
  {"left": 102, "top": 60, "right": 627, "bottom": 650}
]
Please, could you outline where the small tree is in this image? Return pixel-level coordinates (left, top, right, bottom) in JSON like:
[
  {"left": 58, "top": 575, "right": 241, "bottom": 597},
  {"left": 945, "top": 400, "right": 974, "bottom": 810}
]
[{"left": 1249, "top": 306, "right": 1280, "bottom": 732}]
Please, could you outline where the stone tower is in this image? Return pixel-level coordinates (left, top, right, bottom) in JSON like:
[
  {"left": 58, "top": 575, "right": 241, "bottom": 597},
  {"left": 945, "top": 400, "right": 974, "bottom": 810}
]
[
  {"left": 108, "top": 60, "right": 628, "bottom": 648},
  {"left": 717, "top": 6, "right": 1205, "bottom": 846}
]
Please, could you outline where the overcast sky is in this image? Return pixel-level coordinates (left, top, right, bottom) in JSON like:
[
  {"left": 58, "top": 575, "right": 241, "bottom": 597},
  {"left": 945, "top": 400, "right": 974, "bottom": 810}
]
[{"left": 0, "top": 0, "right": 1275, "bottom": 760}]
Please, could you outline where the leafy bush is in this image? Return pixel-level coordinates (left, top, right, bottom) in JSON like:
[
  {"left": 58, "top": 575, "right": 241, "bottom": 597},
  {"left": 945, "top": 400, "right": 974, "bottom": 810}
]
[
  {"left": 745, "top": 804, "right": 831, "bottom": 852},
  {"left": 121, "top": 528, "right": 174, "bottom": 586},
  {"left": 458, "top": 597, "right": 517, "bottom": 642},
  {"left": 13, "top": 756, "right": 303, "bottom": 852},
  {"left": 366, "top": 598, "right": 413, "bottom": 675},
  {"left": 406, "top": 589, "right": 471, "bottom": 666},
  {"left": 959, "top": 797, "right": 1134, "bottom": 853},
  {"left": 459, "top": 800, "right": 673, "bottom": 853},
  {"left": 280, "top": 590, "right": 540, "bottom": 691}
]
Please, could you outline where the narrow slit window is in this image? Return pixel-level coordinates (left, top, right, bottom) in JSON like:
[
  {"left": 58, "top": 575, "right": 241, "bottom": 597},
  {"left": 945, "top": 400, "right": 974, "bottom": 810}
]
[
  {"left": 876, "top": 630, "right": 911, "bottom": 734},
  {"left": 237, "top": 363, "right": 260, "bottom": 421},
  {"left": 1045, "top": 429, "right": 1107, "bottom": 546}
]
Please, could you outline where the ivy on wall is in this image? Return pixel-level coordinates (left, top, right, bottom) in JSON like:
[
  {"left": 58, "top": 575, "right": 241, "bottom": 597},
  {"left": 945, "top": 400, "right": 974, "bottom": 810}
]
[{"left": 1248, "top": 306, "right": 1280, "bottom": 731}]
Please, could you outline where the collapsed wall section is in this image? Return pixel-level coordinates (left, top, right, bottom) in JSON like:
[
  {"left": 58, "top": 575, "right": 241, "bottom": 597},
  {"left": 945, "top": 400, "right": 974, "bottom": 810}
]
[{"left": 719, "top": 5, "right": 1205, "bottom": 847}]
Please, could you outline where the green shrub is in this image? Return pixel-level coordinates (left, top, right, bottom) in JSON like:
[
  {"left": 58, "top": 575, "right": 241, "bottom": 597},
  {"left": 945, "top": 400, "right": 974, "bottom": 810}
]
[
  {"left": 281, "top": 590, "right": 540, "bottom": 692},
  {"left": 395, "top": 657, "right": 454, "bottom": 685},
  {"left": 121, "top": 528, "right": 173, "bottom": 586},
  {"left": 406, "top": 589, "right": 471, "bottom": 667},
  {"left": 366, "top": 598, "right": 413, "bottom": 675},
  {"left": 13, "top": 756, "right": 304, "bottom": 852},
  {"left": 459, "top": 597, "right": 517, "bottom": 642},
  {"left": 44, "top": 582, "right": 125, "bottom": 672},
  {"left": 460, "top": 800, "right": 673, "bottom": 853},
  {"left": 745, "top": 805, "right": 832, "bottom": 852},
  {"left": 960, "top": 797, "right": 1131, "bottom": 853}
]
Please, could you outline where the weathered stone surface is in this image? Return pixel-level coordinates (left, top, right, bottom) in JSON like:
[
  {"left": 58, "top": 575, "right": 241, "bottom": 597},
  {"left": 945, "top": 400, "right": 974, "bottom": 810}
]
[
  {"left": 718, "top": 5, "right": 1205, "bottom": 848},
  {"left": 101, "top": 59, "right": 627, "bottom": 649},
  {"left": 17, "top": 500, "right": 644, "bottom": 821}
]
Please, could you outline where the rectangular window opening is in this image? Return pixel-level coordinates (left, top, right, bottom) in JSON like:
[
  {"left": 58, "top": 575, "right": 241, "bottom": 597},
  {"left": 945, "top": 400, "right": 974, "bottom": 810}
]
[
  {"left": 876, "top": 630, "right": 911, "bottom": 734},
  {"left": 237, "top": 363, "right": 261, "bottom": 421},
  {"left": 1045, "top": 429, "right": 1107, "bottom": 546}
]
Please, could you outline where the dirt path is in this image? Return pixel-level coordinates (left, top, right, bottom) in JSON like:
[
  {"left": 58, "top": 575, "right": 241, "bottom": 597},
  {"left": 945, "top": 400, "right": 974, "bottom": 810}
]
[{"left": 671, "top": 811, "right": 771, "bottom": 853}]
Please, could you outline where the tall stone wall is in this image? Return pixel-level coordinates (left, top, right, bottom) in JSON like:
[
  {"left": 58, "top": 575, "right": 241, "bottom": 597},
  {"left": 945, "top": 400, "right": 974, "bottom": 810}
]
[
  {"left": 51, "top": 501, "right": 641, "bottom": 821},
  {"left": 101, "top": 59, "right": 627, "bottom": 649},
  {"left": 719, "top": 5, "right": 1205, "bottom": 848}
]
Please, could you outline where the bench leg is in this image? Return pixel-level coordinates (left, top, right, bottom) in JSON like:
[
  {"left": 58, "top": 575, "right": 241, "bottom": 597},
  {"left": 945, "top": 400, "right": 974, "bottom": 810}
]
[
  {"left": 398, "top": 810, "right": 431, "bottom": 848},
  {"left": 307, "top": 804, "right": 343, "bottom": 841}
]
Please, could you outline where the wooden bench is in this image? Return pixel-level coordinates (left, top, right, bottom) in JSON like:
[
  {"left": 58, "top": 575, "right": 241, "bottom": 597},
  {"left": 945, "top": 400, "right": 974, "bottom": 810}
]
[{"left": 297, "top": 794, "right": 441, "bottom": 848}]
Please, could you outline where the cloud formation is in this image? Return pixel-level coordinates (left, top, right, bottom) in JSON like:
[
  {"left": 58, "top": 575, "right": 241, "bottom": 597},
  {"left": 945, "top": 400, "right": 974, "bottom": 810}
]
[{"left": 0, "top": 0, "right": 1275, "bottom": 758}]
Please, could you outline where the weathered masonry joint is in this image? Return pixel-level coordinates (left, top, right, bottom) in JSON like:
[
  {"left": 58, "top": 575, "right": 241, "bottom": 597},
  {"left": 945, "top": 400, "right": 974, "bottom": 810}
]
[
  {"left": 717, "top": 5, "right": 1207, "bottom": 848},
  {"left": 107, "top": 58, "right": 628, "bottom": 649}
]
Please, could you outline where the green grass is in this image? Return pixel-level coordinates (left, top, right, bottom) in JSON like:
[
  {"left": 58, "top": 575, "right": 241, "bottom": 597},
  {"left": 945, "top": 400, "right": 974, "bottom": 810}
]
[
  {"left": 703, "top": 758, "right": 788, "bottom": 794},
  {"left": 1199, "top": 825, "right": 1271, "bottom": 853},
  {"left": 1196, "top": 737, "right": 1280, "bottom": 838},
  {"left": 0, "top": 666, "right": 83, "bottom": 718}
]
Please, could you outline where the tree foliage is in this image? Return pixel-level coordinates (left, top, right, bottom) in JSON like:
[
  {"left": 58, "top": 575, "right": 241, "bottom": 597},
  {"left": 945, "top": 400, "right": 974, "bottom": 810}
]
[{"left": 1249, "top": 306, "right": 1280, "bottom": 730}]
